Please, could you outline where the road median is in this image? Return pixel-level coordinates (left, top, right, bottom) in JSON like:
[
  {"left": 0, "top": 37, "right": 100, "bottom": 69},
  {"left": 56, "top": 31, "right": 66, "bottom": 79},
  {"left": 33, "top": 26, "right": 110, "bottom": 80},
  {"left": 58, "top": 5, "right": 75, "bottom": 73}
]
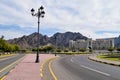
[
  {"left": 4, "top": 54, "right": 58, "bottom": 80},
  {"left": 88, "top": 55, "right": 120, "bottom": 67}
]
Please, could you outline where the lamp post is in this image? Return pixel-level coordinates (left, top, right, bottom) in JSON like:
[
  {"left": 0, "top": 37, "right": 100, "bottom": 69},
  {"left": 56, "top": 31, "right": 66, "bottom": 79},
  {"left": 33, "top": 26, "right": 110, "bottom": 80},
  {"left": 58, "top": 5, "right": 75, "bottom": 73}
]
[
  {"left": 54, "top": 36, "right": 57, "bottom": 56},
  {"left": 77, "top": 41, "right": 80, "bottom": 53},
  {"left": 98, "top": 41, "right": 100, "bottom": 54},
  {"left": 31, "top": 6, "right": 45, "bottom": 63}
]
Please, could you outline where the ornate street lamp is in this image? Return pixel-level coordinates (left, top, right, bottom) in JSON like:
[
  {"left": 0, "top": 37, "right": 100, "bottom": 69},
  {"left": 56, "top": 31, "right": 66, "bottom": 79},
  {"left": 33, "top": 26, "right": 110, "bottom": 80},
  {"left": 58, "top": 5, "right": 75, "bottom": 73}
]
[{"left": 31, "top": 6, "right": 45, "bottom": 63}]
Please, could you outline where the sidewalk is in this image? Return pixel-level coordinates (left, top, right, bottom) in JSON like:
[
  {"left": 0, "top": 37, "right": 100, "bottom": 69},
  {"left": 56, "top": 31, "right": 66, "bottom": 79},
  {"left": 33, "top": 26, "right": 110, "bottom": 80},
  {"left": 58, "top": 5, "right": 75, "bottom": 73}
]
[
  {"left": 5, "top": 54, "right": 56, "bottom": 80},
  {"left": 88, "top": 55, "right": 120, "bottom": 66}
]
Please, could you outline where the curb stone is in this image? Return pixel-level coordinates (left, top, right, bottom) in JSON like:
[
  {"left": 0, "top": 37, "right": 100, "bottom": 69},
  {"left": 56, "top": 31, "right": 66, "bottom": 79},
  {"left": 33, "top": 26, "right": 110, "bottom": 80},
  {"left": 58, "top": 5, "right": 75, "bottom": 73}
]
[{"left": 88, "top": 56, "right": 120, "bottom": 67}]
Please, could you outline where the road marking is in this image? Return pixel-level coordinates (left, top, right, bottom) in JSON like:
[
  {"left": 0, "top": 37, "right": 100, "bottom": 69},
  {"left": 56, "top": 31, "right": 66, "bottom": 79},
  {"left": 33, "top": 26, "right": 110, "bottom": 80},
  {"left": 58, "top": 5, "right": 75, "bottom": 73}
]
[
  {"left": 49, "top": 60, "right": 58, "bottom": 80},
  {"left": 40, "top": 57, "right": 53, "bottom": 77},
  {"left": 40, "top": 57, "right": 59, "bottom": 79},
  {"left": 80, "top": 65, "right": 110, "bottom": 76},
  {"left": 0, "top": 55, "right": 25, "bottom": 73},
  {"left": 71, "top": 57, "right": 74, "bottom": 63}
]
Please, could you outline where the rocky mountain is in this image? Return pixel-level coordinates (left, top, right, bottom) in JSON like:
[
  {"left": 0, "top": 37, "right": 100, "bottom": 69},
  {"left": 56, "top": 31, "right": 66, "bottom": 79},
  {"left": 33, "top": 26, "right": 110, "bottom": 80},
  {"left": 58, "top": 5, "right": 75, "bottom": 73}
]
[
  {"left": 50, "top": 32, "right": 87, "bottom": 47},
  {"left": 8, "top": 32, "right": 87, "bottom": 49},
  {"left": 8, "top": 32, "right": 50, "bottom": 49},
  {"left": 114, "top": 36, "right": 120, "bottom": 48}
]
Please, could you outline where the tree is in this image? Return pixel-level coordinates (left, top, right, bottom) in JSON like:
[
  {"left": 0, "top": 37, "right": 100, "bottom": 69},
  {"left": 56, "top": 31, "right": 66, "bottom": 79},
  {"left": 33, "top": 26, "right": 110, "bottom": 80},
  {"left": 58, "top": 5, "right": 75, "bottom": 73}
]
[
  {"left": 32, "top": 48, "right": 37, "bottom": 51},
  {"left": 42, "top": 47, "right": 48, "bottom": 52},
  {"left": 0, "top": 36, "right": 20, "bottom": 53},
  {"left": 39, "top": 47, "right": 44, "bottom": 52},
  {"left": 2, "top": 41, "right": 9, "bottom": 52},
  {"left": 13, "top": 44, "right": 20, "bottom": 52},
  {"left": 0, "top": 37, "right": 7, "bottom": 51},
  {"left": 45, "top": 45, "right": 54, "bottom": 53},
  {"left": 1, "top": 35, "right": 4, "bottom": 40}
]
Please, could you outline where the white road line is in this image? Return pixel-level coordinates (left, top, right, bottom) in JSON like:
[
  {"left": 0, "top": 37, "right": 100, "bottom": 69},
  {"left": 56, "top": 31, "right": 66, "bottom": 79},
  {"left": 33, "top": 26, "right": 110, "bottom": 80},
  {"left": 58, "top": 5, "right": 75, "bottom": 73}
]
[
  {"left": 71, "top": 57, "right": 74, "bottom": 63},
  {"left": 80, "top": 65, "right": 110, "bottom": 76}
]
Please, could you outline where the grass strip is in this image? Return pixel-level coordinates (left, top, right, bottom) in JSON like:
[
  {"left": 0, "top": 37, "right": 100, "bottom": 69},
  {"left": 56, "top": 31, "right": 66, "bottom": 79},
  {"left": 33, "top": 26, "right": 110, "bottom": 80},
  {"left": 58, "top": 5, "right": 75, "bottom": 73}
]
[{"left": 97, "top": 54, "right": 120, "bottom": 61}]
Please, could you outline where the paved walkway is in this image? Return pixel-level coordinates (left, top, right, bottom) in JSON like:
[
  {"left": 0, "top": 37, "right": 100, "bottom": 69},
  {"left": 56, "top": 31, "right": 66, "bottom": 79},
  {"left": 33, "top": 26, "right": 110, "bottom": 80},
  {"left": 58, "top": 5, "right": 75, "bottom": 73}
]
[
  {"left": 89, "top": 55, "right": 120, "bottom": 66},
  {"left": 5, "top": 54, "right": 56, "bottom": 80}
]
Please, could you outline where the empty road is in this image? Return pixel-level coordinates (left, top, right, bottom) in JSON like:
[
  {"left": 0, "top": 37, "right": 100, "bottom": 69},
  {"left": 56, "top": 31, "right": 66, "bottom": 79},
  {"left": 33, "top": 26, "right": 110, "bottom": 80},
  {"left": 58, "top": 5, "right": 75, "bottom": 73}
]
[{"left": 49, "top": 55, "right": 120, "bottom": 80}]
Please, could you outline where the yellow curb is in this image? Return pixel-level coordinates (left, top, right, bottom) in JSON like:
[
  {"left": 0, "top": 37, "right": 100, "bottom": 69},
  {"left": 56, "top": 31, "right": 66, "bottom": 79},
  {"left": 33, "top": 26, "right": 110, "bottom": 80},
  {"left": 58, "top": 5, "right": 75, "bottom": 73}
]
[
  {"left": 40, "top": 58, "right": 50, "bottom": 78},
  {"left": 0, "top": 76, "right": 6, "bottom": 80},
  {"left": 40, "top": 69, "right": 42, "bottom": 72},
  {"left": 40, "top": 73, "right": 43, "bottom": 77},
  {"left": 40, "top": 56, "right": 59, "bottom": 79},
  {"left": 49, "top": 58, "right": 58, "bottom": 80},
  {"left": 9, "top": 69, "right": 13, "bottom": 73}
]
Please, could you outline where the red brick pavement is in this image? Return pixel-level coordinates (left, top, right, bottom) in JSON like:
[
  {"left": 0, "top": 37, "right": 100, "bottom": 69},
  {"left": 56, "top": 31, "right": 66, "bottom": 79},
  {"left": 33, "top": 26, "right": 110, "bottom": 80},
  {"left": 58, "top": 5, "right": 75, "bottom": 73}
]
[{"left": 5, "top": 54, "right": 56, "bottom": 80}]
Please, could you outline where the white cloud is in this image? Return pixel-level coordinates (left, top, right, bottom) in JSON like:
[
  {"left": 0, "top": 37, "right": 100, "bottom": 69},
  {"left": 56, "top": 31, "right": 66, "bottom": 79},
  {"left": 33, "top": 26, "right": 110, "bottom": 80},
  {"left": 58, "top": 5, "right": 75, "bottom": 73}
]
[
  {"left": 0, "top": 30, "right": 26, "bottom": 40},
  {"left": 0, "top": 0, "right": 120, "bottom": 39}
]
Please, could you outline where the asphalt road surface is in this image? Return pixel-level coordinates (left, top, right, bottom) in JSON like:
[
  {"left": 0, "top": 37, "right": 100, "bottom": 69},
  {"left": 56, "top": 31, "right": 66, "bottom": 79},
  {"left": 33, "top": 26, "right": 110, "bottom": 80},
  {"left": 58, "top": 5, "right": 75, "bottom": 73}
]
[
  {"left": 0, "top": 54, "right": 25, "bottom": 78},
  {"left": 51, "top": 55, "right": 120, "bottom": 80}
]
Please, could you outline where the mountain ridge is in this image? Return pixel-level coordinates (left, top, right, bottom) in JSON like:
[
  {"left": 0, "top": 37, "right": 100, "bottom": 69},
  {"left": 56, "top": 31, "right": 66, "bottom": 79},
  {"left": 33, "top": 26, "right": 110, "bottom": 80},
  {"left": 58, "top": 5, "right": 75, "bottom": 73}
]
[{"left": 8, "top": 32, "right": 88, "bottom": 49}]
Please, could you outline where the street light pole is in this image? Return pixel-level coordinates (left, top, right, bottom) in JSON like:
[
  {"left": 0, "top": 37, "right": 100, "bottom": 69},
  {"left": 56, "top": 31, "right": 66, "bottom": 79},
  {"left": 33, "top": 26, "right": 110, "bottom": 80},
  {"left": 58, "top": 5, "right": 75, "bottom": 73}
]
[
  {"left": 31, "top": 6, "right": 45, "bottom": 63},
  {"left": 99, "top": 42, "right": 100, "bottom": 54},
  {"left": 55, "top": 36, "right": 57, "bottom": 56}
]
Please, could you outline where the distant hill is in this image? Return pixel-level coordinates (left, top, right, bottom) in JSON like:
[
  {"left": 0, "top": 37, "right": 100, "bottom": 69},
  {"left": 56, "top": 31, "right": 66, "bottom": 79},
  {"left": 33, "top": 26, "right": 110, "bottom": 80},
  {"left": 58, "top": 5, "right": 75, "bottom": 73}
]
[
  {"left": 8, "top": 32, "right": 88, "bottom": 49},
  {"left": 50, "top": 32, "right": 87, "bottom": 47},
  {"left": 114, "top": 35, "right": 120, "bottom": 48}
]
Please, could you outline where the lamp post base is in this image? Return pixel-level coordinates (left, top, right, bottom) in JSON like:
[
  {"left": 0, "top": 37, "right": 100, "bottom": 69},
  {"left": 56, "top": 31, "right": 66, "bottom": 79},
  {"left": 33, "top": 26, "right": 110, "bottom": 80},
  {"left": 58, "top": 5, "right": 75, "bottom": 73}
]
[
  {"left": 35, "top": 53, "right": 39, "bottom": 63},
  {"left": 55, "top": 53, "right": 57, "bottom": 56},
  {"left": 35, "top": 57, "right": 39, "bottom": 63}
]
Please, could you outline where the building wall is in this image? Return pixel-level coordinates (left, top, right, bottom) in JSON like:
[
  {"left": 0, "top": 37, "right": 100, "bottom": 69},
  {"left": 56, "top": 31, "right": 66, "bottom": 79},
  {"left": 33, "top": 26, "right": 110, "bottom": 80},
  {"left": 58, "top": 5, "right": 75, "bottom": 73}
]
[
  {"left": 69, "top": 40, "right": 76, "bottom": 50},
  {"left": 76, "top": 40, "right": 88, "bottom": 49},
  {"left": 69, "top": 38, "right": 114, "bottom": 50}
]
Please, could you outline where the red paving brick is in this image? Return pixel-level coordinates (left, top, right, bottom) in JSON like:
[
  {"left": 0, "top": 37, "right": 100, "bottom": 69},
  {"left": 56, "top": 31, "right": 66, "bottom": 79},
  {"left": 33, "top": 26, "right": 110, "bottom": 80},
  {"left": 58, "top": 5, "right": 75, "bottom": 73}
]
[{"left": 5, "top": 54, "right": 56, "bottom": 80}]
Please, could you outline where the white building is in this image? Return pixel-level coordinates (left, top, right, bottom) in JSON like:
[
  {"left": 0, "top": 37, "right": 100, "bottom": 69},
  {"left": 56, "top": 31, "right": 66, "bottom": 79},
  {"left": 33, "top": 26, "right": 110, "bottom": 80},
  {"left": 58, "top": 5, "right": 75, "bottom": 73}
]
[
  {"left": 69, "top": 40, "right": 76, "bottom": 49},
  {"left": 69, "top": 38, "right": 114, "bottom": 50},
  {"left": 76, "top": 39, "right": 88, "bottom": 49},
  {"left": 92, "top": 38, "right": 114, "bottom": 50},
  {"left": 69, "top": 38, "right": 92, "bottom": 50}
]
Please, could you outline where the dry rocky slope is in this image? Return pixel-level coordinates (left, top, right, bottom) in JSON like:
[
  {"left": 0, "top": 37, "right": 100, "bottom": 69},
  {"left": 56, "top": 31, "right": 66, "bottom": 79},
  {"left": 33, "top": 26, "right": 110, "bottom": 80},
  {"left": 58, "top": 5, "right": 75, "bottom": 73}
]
[{"left": 8, "top": 32, "right": 87, "bottom": 49}]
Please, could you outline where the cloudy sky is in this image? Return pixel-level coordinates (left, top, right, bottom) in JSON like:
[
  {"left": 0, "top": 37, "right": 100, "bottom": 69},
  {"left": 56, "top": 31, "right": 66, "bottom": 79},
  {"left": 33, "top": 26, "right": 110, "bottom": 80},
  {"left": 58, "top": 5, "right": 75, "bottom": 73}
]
[{"left": 0, "top": 0, "right": 120, "bottom": 40}]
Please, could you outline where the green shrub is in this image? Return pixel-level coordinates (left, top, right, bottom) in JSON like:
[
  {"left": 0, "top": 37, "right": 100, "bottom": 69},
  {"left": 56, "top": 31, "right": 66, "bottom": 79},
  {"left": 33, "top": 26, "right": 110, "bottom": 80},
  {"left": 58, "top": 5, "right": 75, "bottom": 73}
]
[
  {"left": 79, "top": 48, "right": 86, "bottom": 52},
  {"left": 108, "top": 47, "right": 114, "bottom": 54},
  {"left": 64, "top": 48, "right": 69, "bottom": 52},
  {"left": 89, "top": 49, "right": 93, "bottom": 53},
  {"left": 72, "top": 50, "right": 76, "bottom": 52},
  {"left": 117, "top": 47, "right": 120, "bottom": 53},
  {"left": 56, "top": 49, "right": 61, "bottom": 52}
]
